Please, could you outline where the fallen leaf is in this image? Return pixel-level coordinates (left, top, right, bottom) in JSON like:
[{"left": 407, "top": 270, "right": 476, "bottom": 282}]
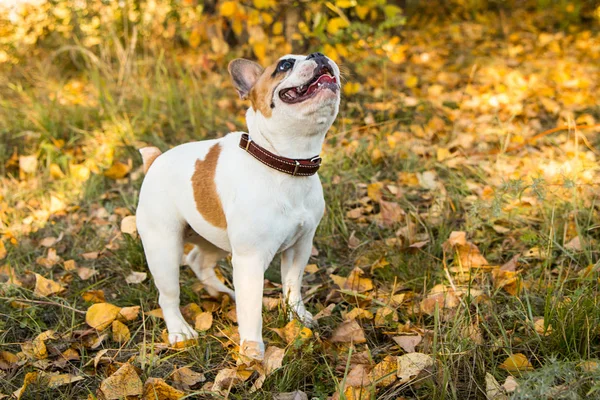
[
  {"left": 397, "top": 353, "right": 434, "bottom": 384},
  {"left": 344, "top": 308, "right": 374, "bottom": 321},
  {"left": 271, "top": 320, "right": 313, "bottom": 344},
  {"left": 112, "top": 320, "right": 131, "bottom": 343},
  {"left": 392, "top": 335, "right": 422, "bottom": 353},
  {"left": 503, "top": 376, "right": 519, "bottom": 392},
  {"left": 86, "top": 303, "right": 122, "bottom": 331},
  {"left": 36, "top": 248, "right": 61, "bottom": 268},
  {"left": 12, "top": 371, "right": 38, "bottom": 400},
  {"left": 485, "top": 372, "right": 508, "bottom": 400},
  {"left": 46, "top": 372, "right": 85, "bottom": 388},
  {"left": 82, "top": 290, "right": 106, "bottom": 303},
  {"left": 419, "top": 285, "right": 460, "bottom": 316},
  {"left": 104, "top": 161, "right": 131, "bottom": 180},
  {"left": 118, "top": 306, "right": 141, "bottom": 321},
  {"left": 0, "top": 351, "right": 19, "bottom": 369},
  {"left": 273, "top": 391, "right": 308, "bottom": 400},
  {"left": 499, "top": 353, "right": 533, "bottom": 373},
  {"left": 77, "top": 267, "right": 97, "bottom": 280},
  {"left": 19, "top": 155, "right": 37, "bottom": 174},
  {"left": 533, "top": 317, "right": 552, "bottom": 336},
  {"left": 21, "top": 331, "right": 55, "bottom": 359},
  {"left": 0, "top": 241, "right": 6, "bottom": 260},
  {"left": 262, "top": 297, "right": 280, "bottom": 310},
  {"left": 146, "top": 308, "right": 164, "bottom": 319},
  {"left": 142, "top": 377, "right": 184, "bottom": 400},
  {"left": 212, "top": 367, "right": 253, "bottom": 393},
  {"left": 263, "top": 346, "right": 284, "bottom": 376},
  {"left": 368, "top": 355, "right": 397, "bottom": 387},
  {"left": 374, "top": 306, "right": 398, "bottom": 326},
  {"left": 330, "top": 320, "right": 367, "bottom": 344},
  {"left": 345, "top": 364, "right": 371, "bottom": 387},
  {"left": 39, "top": 234, "right": 62, "bottom": 248},
  {"left": 81, "top": 251, "right": 99, "bottom": 260},
  {"left": 313, "top": 303, "right": 335, "bottom": 320},
  {"left": 120, "top": 215, "right": 137, "bottom": 237},
  {"left": 379, "top": 200, "right": 405, "bottom": 227},
  {"left": 125, "top": 271, "right": 147, "bottom": 284},
  {"left": 33, "top": 273, "right": 65, "bottom": 296},
  {"left": 194, "top": 312, "right": 213, "bottom": 331},
  {"left": 63, "top": 259, "right": 77, "bottom": 271},
  {"left": 99, "top": 363, "right": 143, "bottom": 399},
  {"left": 305, "top": 264, "right": 319, "bottom": 274},
  {"left": 171, "top": 366, "right": 205, "bottom": 390}
]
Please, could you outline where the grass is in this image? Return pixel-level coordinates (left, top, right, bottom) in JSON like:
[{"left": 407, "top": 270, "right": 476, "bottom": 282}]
[{"left": 1, "top": 6, "right": 600, "bottom": 400}]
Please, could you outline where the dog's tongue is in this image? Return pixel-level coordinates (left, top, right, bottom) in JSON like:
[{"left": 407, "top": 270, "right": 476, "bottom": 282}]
[{"left": 306, "top": 74, "right": 336, "bottom": 95}]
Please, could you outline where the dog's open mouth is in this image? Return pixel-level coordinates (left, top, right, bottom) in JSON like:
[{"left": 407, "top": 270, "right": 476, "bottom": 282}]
[{"left": 279, "top": 66, "right": 338, "bottom": 104}]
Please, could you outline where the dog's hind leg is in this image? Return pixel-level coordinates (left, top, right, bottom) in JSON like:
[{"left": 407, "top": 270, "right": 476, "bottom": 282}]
[
  {"left": 138, "top": 217, "right": 197, "bottom": 345},
  {"left": 184, "top": 244, "right": 235, "bottom": 300}
]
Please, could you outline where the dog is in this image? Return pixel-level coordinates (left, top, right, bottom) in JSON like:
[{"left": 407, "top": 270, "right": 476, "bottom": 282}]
[{"left": 136, "top": 52, "right": 341, "bottom": 362}]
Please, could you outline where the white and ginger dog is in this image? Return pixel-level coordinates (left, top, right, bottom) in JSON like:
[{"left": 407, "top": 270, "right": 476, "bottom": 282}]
[{"left": 136, "top": 52, "right": 340, "bottom": 362}]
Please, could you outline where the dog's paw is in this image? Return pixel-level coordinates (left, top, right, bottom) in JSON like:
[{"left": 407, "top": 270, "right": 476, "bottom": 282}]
[
  {"left": 291, "top": 308, "right": 318, "bottom": 328},
  {"left": 237, "top": 340, "right": 265, "bottom": 365},
  {"left": 167, "top": 320, "right": 198, "bottom": 345}
]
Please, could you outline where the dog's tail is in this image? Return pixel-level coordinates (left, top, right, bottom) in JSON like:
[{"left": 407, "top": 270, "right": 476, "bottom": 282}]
[{"left": 139, "top": 147, "right": 162, "bottom": 174}]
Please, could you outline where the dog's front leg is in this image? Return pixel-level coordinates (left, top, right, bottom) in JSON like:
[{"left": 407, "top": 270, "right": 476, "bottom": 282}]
[
  {"left": 281, "top": 231, "right": 316, "bottom": 327},
  {"left": 232, "top": 252, "right": 270, "bottom": 362}
]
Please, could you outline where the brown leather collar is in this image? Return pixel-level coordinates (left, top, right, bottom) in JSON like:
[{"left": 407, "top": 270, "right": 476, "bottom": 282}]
[{"left": 239, "top": 133, "right": 322, "bottom": 177}]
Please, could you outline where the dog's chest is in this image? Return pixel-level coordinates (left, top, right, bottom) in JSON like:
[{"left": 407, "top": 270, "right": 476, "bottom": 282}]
[{"left": 273, "top": 185, "right": 322, "bottom": 251}]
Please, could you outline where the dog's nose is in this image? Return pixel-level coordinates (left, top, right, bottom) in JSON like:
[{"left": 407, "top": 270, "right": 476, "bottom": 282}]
[{"left": 307, "top": 52, "right": 325, "bottom": 60}]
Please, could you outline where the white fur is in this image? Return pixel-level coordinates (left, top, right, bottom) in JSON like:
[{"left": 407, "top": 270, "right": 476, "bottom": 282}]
[{"left": 136, "top": 54, "right": 340, "bottom": 359}]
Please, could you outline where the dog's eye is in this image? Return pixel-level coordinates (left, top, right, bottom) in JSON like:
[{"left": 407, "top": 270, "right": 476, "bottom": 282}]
[{"left": 277, "top": 59, "right": 294, "bottom": 72}]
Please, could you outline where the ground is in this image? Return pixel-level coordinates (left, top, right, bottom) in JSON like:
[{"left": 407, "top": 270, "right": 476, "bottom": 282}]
[{"left": 1, "top": 5, "right": 600, "bottom": 400}]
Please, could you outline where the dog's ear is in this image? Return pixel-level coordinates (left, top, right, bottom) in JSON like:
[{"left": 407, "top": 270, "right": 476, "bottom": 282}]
[{"left": 228, "top": 59, "right": 264, "bottom": 100}]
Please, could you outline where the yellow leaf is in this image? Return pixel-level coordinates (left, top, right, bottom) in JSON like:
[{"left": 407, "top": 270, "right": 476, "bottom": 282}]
[
  {"left": 369, "top": 355, "right": 397, "bottom": 387},
  {"left": 499, "top": 353, "right": 533, "bottom": 373},
  {"left": 69, "top": 163, "right": 90, "bottom": 181},
  {"left": 49, "top": 163, "right": 65, "bottom": 179},
  {"left": 143, "top": 377, "right": 184, "bottom": 400},
  {"left": 374, "top": 306, "right": 398, "bottom": 326},
  {"left": 99, "top": 363, "right": 143, "bottom": 399},
  {"left": 271, "top": 320, "right": 313, "bottom": 344},
  {"left": 213, "top": 367, "right": 252, "bottom": 393},
  {"left": 343, "top": 82, "right": 361, "bottom": 95},
  {"left": 112, "top": 320, "right": 131, "bottom": 343},
  {"left": 405, "top": 75, "right": 419, "bottom": 88},
  {"left": 252, "top": 42, "right": 266, "bottom": 62},
  {"left": 355, "top": 5, "right": 370, "bottom": 19},
  {"left": 253, "top": 0, "right": 272, "bottom": 9},
  {"left": 194, "top": 312, "right": 213, "bottom": 331},
  {"left": 397, "top": 353, "right": 434, "bottom": 384},
  {"left": 118, "top": 306, "right": 141, "bottom": 321},
  {"left": 343, "top": 267, "right": 374, "bottom": 293},
  {"left": 46, "top": 373, "right": 84, "bottom": 388},
  {"left": 336, "top": 0, "right": 355, "bottom": 8},
  {"left": 219, "top": 1, "right": 237, "bottom": 17},
  {"left": 272, "top": 21, "right": 283, "bottom": 35},
  {"left": 82, "top": 289, "right": 106, "bottom": 303},
  {"left": 189, "top": 29, "right": 201, "bottom": 48},
  {"left": 305, "top": 264, "right": 319, "bottom": 274},
  {"left": 63, "top": 259, "right": 77, "bottom": 271},
  {"left": 104, "top": 162, "right": 131, "bottom": 180},
  {"left": 86, "top": 303, "right": 122, "bottom": 331},
  {"left": 367, "top": 182, "right": 384, "bottom": 202},
  {"left": 19, "top": 155, "right": 38, "bottom": 174},
  {"left": 344, "top": 307, "right": 374, "bottom": 321},
  {"left": 34, "top": 273, "right": 65, "bottom": 296},
  {"left": 0, "top": 240, "right": 6, "bottom": 260},
  {"left": 327, "top": 17, "right": 350, "bottom": 35},
  {"left": 0, "top": 350, "right": 19, "bottom": 369},
  {"left": 13, "top": 371, "right": 38, "bottom": 400}
]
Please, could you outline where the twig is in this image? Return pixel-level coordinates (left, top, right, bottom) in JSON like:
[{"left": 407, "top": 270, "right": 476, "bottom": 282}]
[{"left": 0, "top": 297, "right": 86, "bottom": 315}]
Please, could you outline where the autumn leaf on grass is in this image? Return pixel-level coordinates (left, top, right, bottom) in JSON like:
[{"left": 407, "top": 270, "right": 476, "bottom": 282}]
[
  {"left": 82, "top": 289, "right": 105, "bottom": 303},
  {"left": 104, "top": 161, "right": 131, "bottom": 180},
  {"left": 273, "top": 391, "right": 308, "bottom": 400},
  {"left": 171, "top": 366, "right": 205, "bottom": 391},
  {"left": 194, "top": 312, "right": 213, "bottom": 331},
  {"left": 12, "top": 371, "right": 38, "bottom": 400},
  {"left": 493, "top": 256, "right": 522, "bottom": 296},
  {"left": 419, "top": 284, "right": 460, "bottom": 316},
  {"left": 36, "top": 248, "right": 61, "bottom": 268},
  {"left": 443, "top": 231, "right": 489, "bottom": 278},
  {"left": 374, "top": 306, "right": 398, "bottom": 326},
  {"left": 393, "top": 335, "right": 422, "bottom": 353},
  {"left": 330, "top": 267, "right": 374, "bottom": 293},
  {"left": 118, "top": 306, "right": 141, "bottom": 322},
  {"left": 120, "top": 215, "right": 137, "bottom": 237},
  {"left": 125, "top": 271, "right": 147, "bottom": 284},
  {"left": 0, "top": 240, "right": 7, "bottom": 260},
  {"left": 251, "top": 346, "right": 285, "bottom": 391},
  {"left": 86, "top": 303, "right": 122, "bottom": 331},
  {"left": 344, "top": 307, "right": 374, "bottom": 321},
  {"left": 397, "top": 353, "right": 434, "bottom": 384},
  {"left": 143, "top": 377, "right": 184, "bottom": 400},
  {"left": 21, "top": 330, "right": 56, "bottom": 360},
  {"left": 499, "top": 354, "right": 533, "bottom": 374},
  {"left": 112, "top": 320, "right": 131, "bottom": 343},
  {"left": 212, "top": 367, "right": 253, "bottom": 394},
  {"left": 330, "top": 320, "right": 367, "bottom": 344},
  {"left": 345, "top": 364, "right": 372, "bottom": 388},
  {"left": 33, "top": 273, "right": 65, "bottom": 296},
  {"left": 0, "top": 350, "right": 19, "bottom": 370},
  {"left": 99, "top": 363, "right": 143, "bottom": 399},
  {"left": 485, "top": 373, "right": 508, "bottom": 400},
  {"left": 368, "top": 355, "right": 398, "bottom": 387},
  {"left": 271, "top": 320, "right": 313, "bottom": 345}
]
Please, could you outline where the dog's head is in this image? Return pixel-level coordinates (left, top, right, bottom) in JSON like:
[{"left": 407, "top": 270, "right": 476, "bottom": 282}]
[{"left": 228, "top": 53, "right": 341, "bottom": 136}]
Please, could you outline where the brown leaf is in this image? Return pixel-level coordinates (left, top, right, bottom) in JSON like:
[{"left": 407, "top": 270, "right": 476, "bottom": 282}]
[
  {"left": 397, "top": 353, "right": 434, "bottom": 384},
  {"left": 112, "top": 320, "right": 131, "bottom": 343},
  {"left": 86, "top": 303, "right": 122, "bottom": 331},
  {"left": 33, "top": 273, "right": 65, "bottom": 296},
  {"left": 313, "top": 303, "right": 335, "bottom": 320},
  {"left": 379, "top": 200, "right": 405, "bottom": 227},
  {"left": 392, "top": 335, "right": 422, "bottom": 353},
  {"left": 273, "top": 391, "right": 308, "bottom": 400},
  {"left": 485, "top": 372, "right": 508, "bottom": 400},
  {"left": 499, "top": 353, "right": 533, "bottom": 374},
  {"left": 77, "top": 267, "right": 97, "bottom": 280},
  {"left": 271, "top": 320, "right": 313, "bottom": 344},
  {"left": 194, "top": 312, "right": 213, "bottom": 331},
  {"left": 420, "top": 285, "right": 460, "bottom": 316},
  {"left": 345, "top": 364, "right": 371, "bottom": 387},
  {"left": 330, "top": 320, "right": 367, "bottom": 344},
  {"left": 63, "top": 259, "right": 77, "bottom": 271},
  {"left": 99, "top": 363, "right": 143, "bottom": 399},
  {"left": 0, "top": 264, "right": 22, "bottom": 286},
  {"left": 171, "top": 366, "right": 205, "bottom": 390},
  {"left": 212, "top": 367, "right": 253, "bottom": 393},
  {"left": 46, "top": 372, "right": 85, "bottom": 388},
  {"left": 36, "top": 248, "right": 61, "bottom": 268},
  {"left": 81, "top": 251, "right": 99, "bottom": 260},
  {"left": 142, "top": 377, "right": 184, "bottom": 400},
  {"left": 263, "top": 346, "right": 284, "bottom": 376}
]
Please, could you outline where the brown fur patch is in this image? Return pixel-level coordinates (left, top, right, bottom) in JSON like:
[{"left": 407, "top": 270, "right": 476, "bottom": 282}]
[
  {"left": 140, "top": 146, "right": 162, "bottom": 174},
  {"left": 249, "top": 63, "right": 286, "bottom": 118},
  {"left": 191, "top": 144, "right": 227, "bottom": 229}
]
